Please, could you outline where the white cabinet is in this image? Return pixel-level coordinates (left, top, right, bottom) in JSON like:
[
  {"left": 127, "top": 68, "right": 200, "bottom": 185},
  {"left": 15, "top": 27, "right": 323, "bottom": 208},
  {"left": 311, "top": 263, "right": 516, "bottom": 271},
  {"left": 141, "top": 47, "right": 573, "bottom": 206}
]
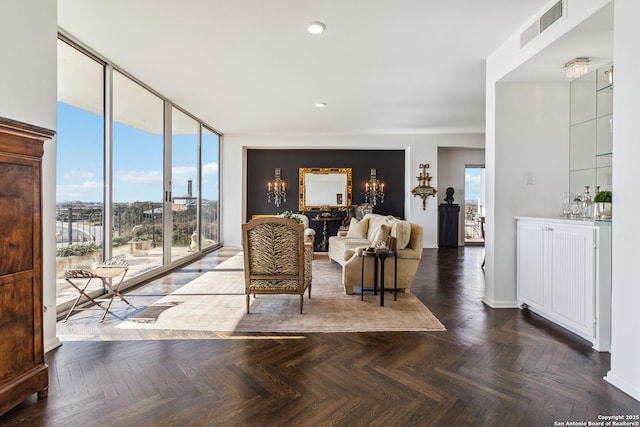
[{"left": 516, "top": 217, "right": 611, "bottom": 351}]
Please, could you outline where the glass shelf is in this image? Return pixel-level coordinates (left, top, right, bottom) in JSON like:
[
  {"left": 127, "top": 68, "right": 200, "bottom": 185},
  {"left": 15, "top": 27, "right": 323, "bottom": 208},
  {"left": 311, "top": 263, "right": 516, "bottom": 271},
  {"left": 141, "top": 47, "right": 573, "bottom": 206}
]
[
  {"left": 596, "top": 152, "right": 612, "bottom": 157},
  {"left": 597, "top": 83, "right": 613, "bottom": 93}
]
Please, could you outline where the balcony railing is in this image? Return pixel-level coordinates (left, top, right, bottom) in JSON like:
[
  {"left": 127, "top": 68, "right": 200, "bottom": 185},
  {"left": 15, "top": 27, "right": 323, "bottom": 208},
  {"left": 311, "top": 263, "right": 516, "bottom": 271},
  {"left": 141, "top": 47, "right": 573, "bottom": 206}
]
[{"left": 464, "top": 213, "right": 485, "bottom": 242}]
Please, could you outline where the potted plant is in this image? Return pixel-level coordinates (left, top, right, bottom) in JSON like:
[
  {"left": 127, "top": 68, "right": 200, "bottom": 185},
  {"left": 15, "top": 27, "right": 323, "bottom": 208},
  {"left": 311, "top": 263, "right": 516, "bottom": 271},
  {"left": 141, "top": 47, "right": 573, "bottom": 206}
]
[
  {"left": 282, "top": 210, "right": 303, "bottom": 224},
  {"left": 594, "top": 190, "right": 612, "bottom": 220},
  {"left": 130, "top": 234, "right": 151, "bottom": 256}
]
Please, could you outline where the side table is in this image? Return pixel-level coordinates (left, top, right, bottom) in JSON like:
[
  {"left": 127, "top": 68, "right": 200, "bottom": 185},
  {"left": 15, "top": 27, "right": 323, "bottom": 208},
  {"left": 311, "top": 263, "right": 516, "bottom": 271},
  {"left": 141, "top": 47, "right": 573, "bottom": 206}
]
[{"left": 361, "top": 249, "right": 397, "bottom": 306}]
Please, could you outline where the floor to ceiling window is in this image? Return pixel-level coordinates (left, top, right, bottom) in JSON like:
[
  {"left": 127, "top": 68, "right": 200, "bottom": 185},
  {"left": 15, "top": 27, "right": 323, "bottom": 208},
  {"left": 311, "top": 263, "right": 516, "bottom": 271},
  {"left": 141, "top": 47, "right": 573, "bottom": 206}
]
[
  {"left": 171, "top": 107, "right": 199, "bottom": 263},
  {"left": 464, "top": 166, "right": 485, "bottom": 244},
  {"left": 112, "top": 70, "right": 165, "bottom": 277},
  {"left": 201, "top": 127, "right": 220, "bottom": 250},
  {"left": 55, "top": 36, "right": 222, "bottom": 314},
  {"left": 56, "top": 40, "right": 105, "bottom": 308}
]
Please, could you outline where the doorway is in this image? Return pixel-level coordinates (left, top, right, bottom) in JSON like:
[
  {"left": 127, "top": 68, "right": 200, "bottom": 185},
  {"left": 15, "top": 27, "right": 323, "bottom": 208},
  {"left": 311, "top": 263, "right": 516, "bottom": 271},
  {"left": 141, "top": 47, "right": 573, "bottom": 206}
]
[{"left": 464, "top": 166, "right": 485, "bottom": 245}]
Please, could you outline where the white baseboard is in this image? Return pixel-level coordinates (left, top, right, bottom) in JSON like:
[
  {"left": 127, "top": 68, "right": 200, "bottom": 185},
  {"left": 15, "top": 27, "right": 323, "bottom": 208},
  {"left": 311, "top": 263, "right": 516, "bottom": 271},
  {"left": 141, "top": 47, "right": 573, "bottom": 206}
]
[
  {"left": 604, "top": 371, "right": 640, "bottom": 403},
  {"left": 45, "top": 337, "right": 62, "bottom": 353},
  {"left": 481, "top": 296, "right": 519, "bottom": 309}
]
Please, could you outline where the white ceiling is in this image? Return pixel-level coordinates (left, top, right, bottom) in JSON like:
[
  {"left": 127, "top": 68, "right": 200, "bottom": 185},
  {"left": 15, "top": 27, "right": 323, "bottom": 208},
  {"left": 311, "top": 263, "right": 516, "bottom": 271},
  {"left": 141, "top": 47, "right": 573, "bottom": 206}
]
[{"left": 57, "top": 0, "right": 612, "bottom": 136}]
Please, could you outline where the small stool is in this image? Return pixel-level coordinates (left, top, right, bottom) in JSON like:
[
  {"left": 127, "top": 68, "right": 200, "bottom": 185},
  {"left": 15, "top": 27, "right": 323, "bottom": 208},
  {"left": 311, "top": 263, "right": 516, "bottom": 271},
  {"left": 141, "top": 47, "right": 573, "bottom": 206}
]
[{"left": 63, "top": 255, "right": 133, "bottom": 322}]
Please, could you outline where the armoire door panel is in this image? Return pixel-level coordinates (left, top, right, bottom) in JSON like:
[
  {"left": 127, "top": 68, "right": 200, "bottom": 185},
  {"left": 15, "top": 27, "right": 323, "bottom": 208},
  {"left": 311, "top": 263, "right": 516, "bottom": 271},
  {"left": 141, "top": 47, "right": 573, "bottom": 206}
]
[{"left": 0, "top": 160, "right": 36, "bottom": 276}]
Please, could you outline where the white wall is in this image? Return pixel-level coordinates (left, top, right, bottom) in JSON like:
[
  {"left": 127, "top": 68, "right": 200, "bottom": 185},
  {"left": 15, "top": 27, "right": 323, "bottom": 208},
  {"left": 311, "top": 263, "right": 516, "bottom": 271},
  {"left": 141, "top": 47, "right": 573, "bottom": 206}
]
[
  {"left": 222, "top": 133, "right": 484, "bottom": 249},
  {"left": 604, "top": 0, "right": 640, "bottom": 402},
  {"left": 485, "top": 0, "right": 610, "bottom": 307},
  {"left": 437, "top": 148, "right": 485, "bottom": 246},
  {"left": 0, "top": 1, "right": 57, "bottom": 128},
  {"left": 485, "top": 81, "right": 569, "bottom": 307},
  {"left": 1, "top": 0, "right": 60, "bottom": 352},
  {"left": 487, "top": 0, "right": 640, "bottom": 402}
]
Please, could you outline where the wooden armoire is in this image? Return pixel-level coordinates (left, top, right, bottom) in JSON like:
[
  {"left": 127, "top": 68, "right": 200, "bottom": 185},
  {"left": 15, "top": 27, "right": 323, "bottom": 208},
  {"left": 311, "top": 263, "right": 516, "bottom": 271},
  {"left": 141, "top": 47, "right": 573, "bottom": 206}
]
[{"left": 0, "top": 116, "right": 54, "bottom": 416}]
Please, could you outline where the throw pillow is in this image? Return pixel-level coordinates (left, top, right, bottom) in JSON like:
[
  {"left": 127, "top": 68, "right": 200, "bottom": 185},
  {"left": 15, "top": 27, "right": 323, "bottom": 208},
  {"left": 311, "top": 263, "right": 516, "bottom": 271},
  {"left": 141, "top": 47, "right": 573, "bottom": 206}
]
[
  {"left": 370, "top": 223, "right": 392, "bottom": 247},
  {"left": 388, "top": 218, "right": 411, "bottom": 249},
  {"left": 346, "top": 218, "right": 367, "bottom": 238},
  {"left": 354, "top": 203, "right": 374, "bottom": 220},
  {"left": 366, "top": 214, "right": 390, "bottom": 241}
]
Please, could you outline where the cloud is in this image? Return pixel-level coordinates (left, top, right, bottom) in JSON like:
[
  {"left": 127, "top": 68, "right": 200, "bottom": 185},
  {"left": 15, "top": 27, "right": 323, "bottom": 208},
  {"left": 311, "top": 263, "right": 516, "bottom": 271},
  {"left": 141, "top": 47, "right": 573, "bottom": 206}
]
[
  {"left": 465, "top": 170, "right": 483, "bottom": 201},
  {"left": 172, "top": 166, "right": 197, "bottom": 191},
  {"left": 202, "top": 162, "right": 218, "bottom": 177},
  {"left": 465, "top": 172, "right": 482, "bottom": 185},
  {"left": 82, "top": 181, "right": 103, "bottom": 189},
  {"left": 115, "top": 169, "right": 163, "bottom": 184},
  {"left": 56, "top": 181, "right": 104, "bottom": 202},
  {"left": 63, "top": 170, "right": 96, "bottom": 180},
  {"left": 89, "top": 165, "right": 219, "bottom": 199}
]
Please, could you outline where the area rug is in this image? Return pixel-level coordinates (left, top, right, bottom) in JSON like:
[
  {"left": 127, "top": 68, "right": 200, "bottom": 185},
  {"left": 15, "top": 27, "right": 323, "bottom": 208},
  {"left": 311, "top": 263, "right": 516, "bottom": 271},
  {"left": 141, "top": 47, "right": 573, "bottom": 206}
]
[
  {"left": 126, "top": 301, "right": 182, "bottom": 323},
  {"left": 117, "top": 253, "right": 445, "bottom": 333}
]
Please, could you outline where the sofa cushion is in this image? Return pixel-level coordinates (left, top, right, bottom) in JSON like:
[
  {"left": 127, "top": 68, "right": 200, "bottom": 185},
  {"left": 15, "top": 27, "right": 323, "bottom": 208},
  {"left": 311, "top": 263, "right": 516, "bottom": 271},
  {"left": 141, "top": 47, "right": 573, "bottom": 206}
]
[
  {"left": 370, "top": 223, "right": 391, "bottom": 247},
  {"left": 346, "top": 217, "right": 367, "bottom": 238},
  {"left": 365, "top": 214, "right": 391, "bottom": 241},
  {"left": 329, "top": 236, "right": 370, "bottom": 262},
  {"left": 386, "top": 217, "right": 412, "bottom": 249}
]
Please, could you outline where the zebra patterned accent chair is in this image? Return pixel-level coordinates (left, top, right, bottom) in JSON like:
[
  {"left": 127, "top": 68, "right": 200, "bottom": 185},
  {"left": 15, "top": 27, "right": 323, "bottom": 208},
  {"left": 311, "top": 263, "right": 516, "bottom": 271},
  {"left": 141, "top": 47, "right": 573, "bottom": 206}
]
[{"left": 241, "top": 217, "right": 312, "bottom": 314}]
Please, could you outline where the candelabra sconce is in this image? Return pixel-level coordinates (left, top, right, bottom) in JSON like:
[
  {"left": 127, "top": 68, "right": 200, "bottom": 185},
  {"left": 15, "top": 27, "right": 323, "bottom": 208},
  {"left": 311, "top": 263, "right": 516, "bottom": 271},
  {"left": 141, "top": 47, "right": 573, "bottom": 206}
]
[
  {"left": 364, "top": 168, "right": 385, "bottom": 205},
  {"left": 267, "top": 167, "right": 286, "bottom": 207},
  {"left": 411, "top": 163, "right": 437, "bottom": 210}
]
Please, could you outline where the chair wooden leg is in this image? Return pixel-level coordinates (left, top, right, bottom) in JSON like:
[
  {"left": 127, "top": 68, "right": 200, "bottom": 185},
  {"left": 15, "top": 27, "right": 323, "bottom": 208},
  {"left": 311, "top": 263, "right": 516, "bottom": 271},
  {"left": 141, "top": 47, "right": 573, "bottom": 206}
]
[
  {"left": 246, "top": 294, "right": 250, "bottom": 314},
  {"left": 308, "top": 283, "right": 312, "bottom": 298},
  {"left": 300, "top": 295, "right": 304, "bottom": 314}
]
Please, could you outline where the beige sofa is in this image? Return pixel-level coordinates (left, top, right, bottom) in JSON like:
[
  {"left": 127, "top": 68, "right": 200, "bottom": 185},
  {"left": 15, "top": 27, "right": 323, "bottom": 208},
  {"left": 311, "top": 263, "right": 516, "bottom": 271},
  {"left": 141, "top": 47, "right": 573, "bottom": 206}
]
[
  {"left": 255, "top": 213, "right": 315, "bottom": 246},
  {"left": 328, "top": 213, "right": 423, "bottom": 294}
]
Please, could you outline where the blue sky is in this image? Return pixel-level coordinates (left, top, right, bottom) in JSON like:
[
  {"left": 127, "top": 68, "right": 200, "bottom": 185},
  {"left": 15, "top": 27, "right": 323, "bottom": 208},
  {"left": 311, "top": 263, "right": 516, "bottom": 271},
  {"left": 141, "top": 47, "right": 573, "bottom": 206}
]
[
  {"left": 57, "top": 102, "right": 219, "bottom": 203},
  {"left": 58, "top": 103, "right": 481, "bottom": 205},
  {"left": 465, "top": 167, "right": 482, "bottom": 201}
]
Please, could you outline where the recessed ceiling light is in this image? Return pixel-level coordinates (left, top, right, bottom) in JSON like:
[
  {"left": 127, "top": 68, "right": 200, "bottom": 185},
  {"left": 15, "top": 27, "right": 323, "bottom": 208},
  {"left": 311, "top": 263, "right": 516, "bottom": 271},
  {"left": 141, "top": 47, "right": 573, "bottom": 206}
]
[
  {"left": 307, "top": 21, "right": 326, "bottom": 35},
  {"left": 315, "top": 102, "right": 327, "bottom": 108}
]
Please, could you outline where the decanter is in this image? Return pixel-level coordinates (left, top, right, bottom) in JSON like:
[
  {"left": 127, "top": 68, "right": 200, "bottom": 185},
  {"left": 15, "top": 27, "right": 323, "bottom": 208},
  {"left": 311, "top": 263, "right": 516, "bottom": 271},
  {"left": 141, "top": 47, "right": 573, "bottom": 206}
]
[{"left": 581, "top": 186, "right": 594, "bottom": 219}]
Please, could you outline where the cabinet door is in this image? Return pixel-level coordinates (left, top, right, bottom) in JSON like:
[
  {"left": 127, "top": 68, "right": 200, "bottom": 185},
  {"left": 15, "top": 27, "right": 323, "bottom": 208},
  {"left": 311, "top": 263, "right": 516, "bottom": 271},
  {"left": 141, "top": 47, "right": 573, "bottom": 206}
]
[
  {"left": 548, "top": 225, "right": 595, "bottom": 336},
  {"left": 517, "top": 221, "right": 546, "bottom": 310},
  {"left": 0, "top": 155, "right": 43, "bottom": 381}
]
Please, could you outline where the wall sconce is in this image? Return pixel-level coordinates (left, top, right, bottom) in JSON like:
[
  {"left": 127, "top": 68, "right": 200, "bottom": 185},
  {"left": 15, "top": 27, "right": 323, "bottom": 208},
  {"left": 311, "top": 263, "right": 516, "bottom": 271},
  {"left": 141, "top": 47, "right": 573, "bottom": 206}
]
[
  {"left": 364, "top": 168, "right": 385, "bottom": 205},
  {"left": 411, "top": 163, "right": 437, "bottom": 210},
  {"left": 605, "top": 65, "right": 614, "bottom": 86},
  {"left": 267, "top": 167, "right": 286, "bottom": 207},
  {"left": 564, "top": 57, "right": 591, "bottom": 79}
]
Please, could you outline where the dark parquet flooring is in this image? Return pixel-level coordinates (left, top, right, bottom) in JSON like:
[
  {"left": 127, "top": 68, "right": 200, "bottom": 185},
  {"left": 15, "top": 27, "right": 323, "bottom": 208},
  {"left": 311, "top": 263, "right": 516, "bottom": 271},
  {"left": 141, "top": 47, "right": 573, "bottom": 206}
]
[{"left": 2, "top": 247, "right": 639, "bottom": 426}]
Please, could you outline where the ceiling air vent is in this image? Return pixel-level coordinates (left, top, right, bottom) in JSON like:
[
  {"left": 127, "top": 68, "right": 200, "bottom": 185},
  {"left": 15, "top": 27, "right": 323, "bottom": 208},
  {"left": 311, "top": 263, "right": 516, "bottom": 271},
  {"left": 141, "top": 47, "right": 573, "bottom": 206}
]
[
  {"left": 520, "top": 21, "right": 539, "bottom": 47},
  {"left": 540, "top": 1, "right": 563, "bottom": 33},
  {"left": 520, "top": 0, "right": 564, "bottom": 48}
]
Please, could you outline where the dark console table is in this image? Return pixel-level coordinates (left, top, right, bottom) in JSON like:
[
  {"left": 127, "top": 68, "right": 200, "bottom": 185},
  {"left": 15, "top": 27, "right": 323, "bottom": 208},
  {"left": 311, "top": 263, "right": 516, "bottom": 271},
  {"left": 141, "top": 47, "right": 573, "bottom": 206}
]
[{"left": 311, "top": 216, "right": 341, "bottom": 251}]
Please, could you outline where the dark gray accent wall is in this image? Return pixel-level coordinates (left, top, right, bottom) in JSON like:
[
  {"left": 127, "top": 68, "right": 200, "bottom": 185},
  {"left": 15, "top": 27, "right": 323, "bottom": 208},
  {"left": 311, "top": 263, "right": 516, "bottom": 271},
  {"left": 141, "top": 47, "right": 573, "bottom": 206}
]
[{"left": 246, "top": 149, "right": 405, "bottom": 237}]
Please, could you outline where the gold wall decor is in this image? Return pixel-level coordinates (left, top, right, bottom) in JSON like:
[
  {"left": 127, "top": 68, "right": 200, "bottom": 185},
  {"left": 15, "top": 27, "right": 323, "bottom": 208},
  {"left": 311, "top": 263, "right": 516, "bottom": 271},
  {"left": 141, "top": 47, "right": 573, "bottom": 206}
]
[{"left": 411, "top": 163, "right": 437, "bottom": 210}]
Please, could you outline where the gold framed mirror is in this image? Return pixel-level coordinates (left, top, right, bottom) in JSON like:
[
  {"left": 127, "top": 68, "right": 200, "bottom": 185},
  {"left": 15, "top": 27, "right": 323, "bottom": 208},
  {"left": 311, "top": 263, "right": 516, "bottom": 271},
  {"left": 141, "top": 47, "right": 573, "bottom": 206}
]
[{"left": 299, "top": 168, "right": 352, "bottom": 211}]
